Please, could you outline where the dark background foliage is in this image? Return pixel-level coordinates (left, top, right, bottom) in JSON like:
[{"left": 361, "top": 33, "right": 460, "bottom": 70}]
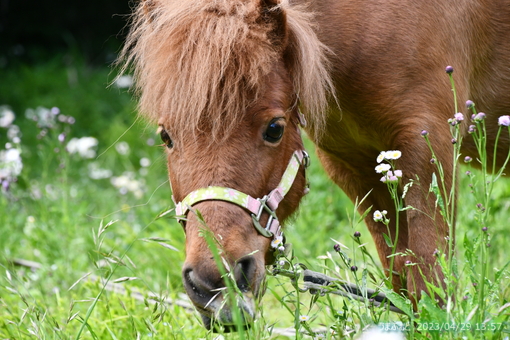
[{"left": 0, "top": 0, "right": 131, "bottom": 66}]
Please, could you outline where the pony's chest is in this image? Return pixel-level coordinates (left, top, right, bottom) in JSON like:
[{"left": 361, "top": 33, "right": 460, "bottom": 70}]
[{"left": 309, "top": 108, "right": 389, "bottom": 168}]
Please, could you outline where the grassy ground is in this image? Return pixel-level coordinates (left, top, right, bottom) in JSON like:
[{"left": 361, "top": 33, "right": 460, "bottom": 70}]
[{"left": 0, "top": 56, "right": 509, "bottom": 339}]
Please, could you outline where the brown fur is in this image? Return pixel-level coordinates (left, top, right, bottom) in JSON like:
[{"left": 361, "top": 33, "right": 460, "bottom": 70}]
[
  {"left": 308, "top": 0, "right": 510, "bottom": 298},
  {"left": 120, "top": 0, "right": 510, "bottom": 327},
  {"left": 119, "top": 0, "right": 334, "bottom": 142}
]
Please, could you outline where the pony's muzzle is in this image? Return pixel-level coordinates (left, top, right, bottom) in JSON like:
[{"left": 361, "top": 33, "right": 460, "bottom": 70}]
[
  {"left": 200, "top": 314, "right": 250, "bottom": 333},
  {"left": 182, "top": 256, "right": 260, "bottom": 330}
]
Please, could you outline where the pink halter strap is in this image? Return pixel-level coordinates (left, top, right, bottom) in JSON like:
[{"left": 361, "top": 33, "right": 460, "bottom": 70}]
[{"left": 173, "top": 150, "right": 310, "bottom": 241}]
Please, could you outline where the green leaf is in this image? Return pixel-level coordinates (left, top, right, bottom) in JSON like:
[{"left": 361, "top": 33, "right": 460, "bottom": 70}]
[
  {"left": 156, "top": 208, "right": 175, "bottom": 219},
  {"left": 383, "top": 233, "right": 393, "bottom": 247},
  {"left": 379, "top": 287, "right": 414, "bottom": 318},
  {"left": 495, "top": 260, "right": 510, "bottom": 283},
  {"left": 430, "top": 173, "right": 445, "bottom": 214},
  {"left": 418, "top": 293, "right": 447, "bottom": 324}
]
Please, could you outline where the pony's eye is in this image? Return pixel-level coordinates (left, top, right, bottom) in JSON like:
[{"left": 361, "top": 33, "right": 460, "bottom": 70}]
[
  {"left": 263, "top": 118, "right": 285, "bottom": 143},
  {"left": 160, "top": 128, "right": 174, "bottom": 149}
]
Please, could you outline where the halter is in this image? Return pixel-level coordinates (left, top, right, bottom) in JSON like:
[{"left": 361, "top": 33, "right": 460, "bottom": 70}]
[{"left": 173, "top": 149, "right": 310, "bottom": 241}]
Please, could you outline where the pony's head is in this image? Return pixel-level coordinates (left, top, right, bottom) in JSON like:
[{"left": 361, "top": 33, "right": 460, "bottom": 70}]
[{"left": 120, "top": 0, "right": 333, "bottom": 329}]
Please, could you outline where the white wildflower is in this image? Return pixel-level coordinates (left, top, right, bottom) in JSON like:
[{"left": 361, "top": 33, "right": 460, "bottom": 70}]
[
  {"left": 2, "top": 148, "right": 20, "bottom": 163},
  {"left": 88, "top": 162, "right": 113, "bottom": 180},
  {"left": 271, "top": 235, "right": 284, "bottom": 248},
  {"left": 385, "top": 150, "right": 402, "bottom": 160},
  {"left": 299, "top": 315, "right": 309, "bottom": 322},
  {"left": 25, "top": 107, "right": 56, "bottom": 128},
  {"left": 110, "top": 172, "right": 145, "bottom": 198},
  {"left": 373, "top": 210, "right": 383, "bottom": 222},
  {"left": 375, "top": 163, "right": 391, "bottom": 173},
  {"left": 0, "top": 148, "right": 23, "bottom": 180},
  {"left": 0, "top": 107, "right": 15, "bottom": 128},
  {"left": 376, "top": 151, "right": 386, "bottom": 163},
  {"left": 66, "top": 137, "right": 98, "bottom": 158},
  {"left": 115, "top": 141, "right": 130, "bottom": 155},
  {"left": 140, "top": 157, "right": 151, "bottom": 167},
  {"left": 7, "top": 125, "right": 20, "bottom": 141},
  {"left": 114, "top": 75, "right": 133, "bottom": 89}
]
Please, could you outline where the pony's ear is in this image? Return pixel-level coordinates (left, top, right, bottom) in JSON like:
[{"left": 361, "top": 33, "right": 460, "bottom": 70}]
[{"left": 260, "top": 0, "right": 288, "bottom": 48}]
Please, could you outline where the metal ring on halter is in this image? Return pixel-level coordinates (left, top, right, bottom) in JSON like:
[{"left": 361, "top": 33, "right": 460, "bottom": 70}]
[{"left": 302, "top": 150, "right": 310, "bottom": 169}]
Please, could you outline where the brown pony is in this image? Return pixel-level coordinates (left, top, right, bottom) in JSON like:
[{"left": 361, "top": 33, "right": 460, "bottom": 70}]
[{"left": 120, "top": 0, "right": 510, "bottom": 330}]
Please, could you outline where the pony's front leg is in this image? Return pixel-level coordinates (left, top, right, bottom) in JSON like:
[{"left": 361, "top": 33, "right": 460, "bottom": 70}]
[
  {"left": 316, "top": 148, "right": 411, "bottom": 293},
  {"left": 397, "top": 130, "right": 454, "bottom": 305},
  {"left": 317, "top": 127, "right": 454, "bottom": 305}
]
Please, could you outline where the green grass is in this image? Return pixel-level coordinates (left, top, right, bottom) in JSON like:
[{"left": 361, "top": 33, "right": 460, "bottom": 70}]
[{"left": 1, "top": 56, "right": 509, "bottom": 339}]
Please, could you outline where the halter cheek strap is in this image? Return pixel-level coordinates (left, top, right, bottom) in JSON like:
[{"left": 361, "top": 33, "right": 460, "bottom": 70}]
[{"left": 173, "top": 150, "right": 310, "bottom": 241}]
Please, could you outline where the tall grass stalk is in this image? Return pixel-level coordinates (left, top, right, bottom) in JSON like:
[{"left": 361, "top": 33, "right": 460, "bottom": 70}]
[{"left": 193, "top": 209, "right": 249, "bottom": 338}]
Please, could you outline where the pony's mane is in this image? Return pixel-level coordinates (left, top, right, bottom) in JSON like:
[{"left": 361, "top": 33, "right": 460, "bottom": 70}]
[{"left": 119, "top": 0, "right": 333, "bottom": 140}]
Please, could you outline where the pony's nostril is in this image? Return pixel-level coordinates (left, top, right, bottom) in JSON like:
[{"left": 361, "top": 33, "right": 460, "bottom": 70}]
[
  {"left": 183, "top": 267, "right": 209, "bottom": 299},
  {"left": 183, "top": 257, "right": 260, "bottom": 305},
  {"left": 183, "top": 260, "right": 259, "bottom": 328},
  {"left": 235, "top": 257, "right": 256, "bottom": 292}
]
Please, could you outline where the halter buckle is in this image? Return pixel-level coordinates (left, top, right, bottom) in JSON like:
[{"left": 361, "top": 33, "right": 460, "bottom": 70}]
[{"left": 251, "top": 195, "right": 281, "bottom": 238}]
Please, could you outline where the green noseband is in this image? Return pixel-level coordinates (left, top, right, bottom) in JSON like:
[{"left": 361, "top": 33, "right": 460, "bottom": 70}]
[{"left": 174, "top": 150, "right": 310, "bottom": 241}]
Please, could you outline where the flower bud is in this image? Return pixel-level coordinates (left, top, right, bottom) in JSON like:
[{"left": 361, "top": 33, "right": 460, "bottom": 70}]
[
  {"left": 498, "top": 115, "right": 510, "bottom": 126},
  {"left": 473, "top": 112, "right": 486, "bottom": 121}
]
